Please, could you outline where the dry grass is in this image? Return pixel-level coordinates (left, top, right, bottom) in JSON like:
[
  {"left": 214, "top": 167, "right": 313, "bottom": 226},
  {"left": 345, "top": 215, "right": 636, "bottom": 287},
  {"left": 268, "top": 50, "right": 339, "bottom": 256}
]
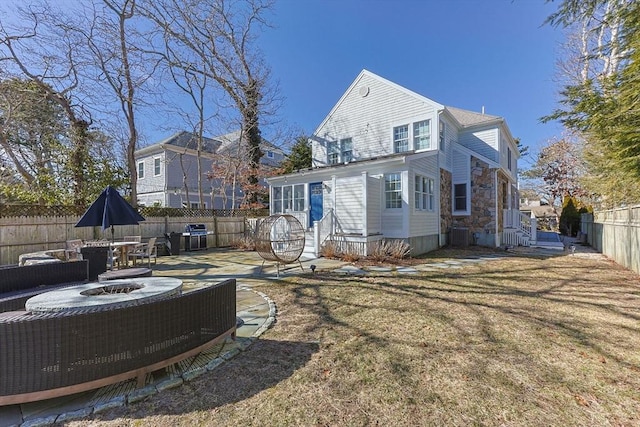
[{"left": 69, "top": 250, "right": 640, "bottom": 426}]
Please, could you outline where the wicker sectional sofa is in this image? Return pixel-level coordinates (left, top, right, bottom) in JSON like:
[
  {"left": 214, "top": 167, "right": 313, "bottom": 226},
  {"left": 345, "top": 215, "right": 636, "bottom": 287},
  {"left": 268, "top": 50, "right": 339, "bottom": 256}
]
[{"left": 0, "top": 261, "right": 237, "bottom": 406}]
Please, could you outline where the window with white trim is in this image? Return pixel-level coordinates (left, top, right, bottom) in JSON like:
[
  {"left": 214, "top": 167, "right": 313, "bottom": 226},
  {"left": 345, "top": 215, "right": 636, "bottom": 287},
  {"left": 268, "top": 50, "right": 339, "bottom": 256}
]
[
  {"left": 413, "top": 120, "right": 431, "bottom": 150},
  {"left": 137, "top": 161, "right": 144, "bottom": 179},
  {"left": 327, "top": 141, "right": 340, "bottom": 165},
  {"left": 273, "top": 184, "right": 305, "bottom": 213},
  {"left": 507, "top": 147, "right": 512, "bottom": 171},
  {"left": 415, "top": 175, "right": 435, "bottom": 211},
  {"left": 454, "top": 183, "right": 467, "bottom": 212},
  {"left": 267, "top": 150, "right": 274, "bottom": 158},
  {"left": 393, "top": 125, "right": 409, "bottom": 153},
  {"left": 385, "top": 173, "right": 402, "bottom": 209},
  {"left": 293, "top": 184, "right": 304, "bottom": 211},
  {"left": 153, "top": 157, "right": 161, "bottom": 176},
  {"left": 439, "top": 120, "right": 446, "bottom": 151},
  {"left": 341, "top": 138, "right": 353, "bottom": 163}
]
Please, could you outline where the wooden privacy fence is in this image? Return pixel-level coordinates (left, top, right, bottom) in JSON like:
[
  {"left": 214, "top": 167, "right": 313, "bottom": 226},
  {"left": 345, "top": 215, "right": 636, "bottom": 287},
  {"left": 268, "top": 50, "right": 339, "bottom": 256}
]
[
  {"left": 0, "top": 214, "right": 262, "bottom": 266},
  {"left": 581, "top": 205, "right": 640, "bottom": 275}
]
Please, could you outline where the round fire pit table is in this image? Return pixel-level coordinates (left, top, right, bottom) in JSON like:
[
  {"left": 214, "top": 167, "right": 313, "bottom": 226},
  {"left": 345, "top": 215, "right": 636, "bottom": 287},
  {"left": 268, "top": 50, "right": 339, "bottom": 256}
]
[{"left": 25, "top": 277, "right": 182, "bottom": 313}]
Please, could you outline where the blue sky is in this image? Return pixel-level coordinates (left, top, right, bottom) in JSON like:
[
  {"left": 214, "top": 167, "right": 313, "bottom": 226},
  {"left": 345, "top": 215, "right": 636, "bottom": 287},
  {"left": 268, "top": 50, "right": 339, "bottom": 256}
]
[{"left": 259, "top": 0, "right": 564, "bottom": 165}]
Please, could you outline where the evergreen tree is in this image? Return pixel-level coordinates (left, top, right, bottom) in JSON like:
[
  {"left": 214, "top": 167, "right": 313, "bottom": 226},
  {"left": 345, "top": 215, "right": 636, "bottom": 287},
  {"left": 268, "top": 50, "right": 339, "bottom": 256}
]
[{"left": 279, "top": 136, "right": 312, "bottom": 174}]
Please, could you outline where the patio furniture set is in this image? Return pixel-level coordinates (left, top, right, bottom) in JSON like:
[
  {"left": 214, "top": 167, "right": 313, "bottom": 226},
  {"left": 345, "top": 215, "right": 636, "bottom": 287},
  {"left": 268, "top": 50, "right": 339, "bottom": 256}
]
[{"left": 0, "top": 250, "right": 237, "bottom": 406}]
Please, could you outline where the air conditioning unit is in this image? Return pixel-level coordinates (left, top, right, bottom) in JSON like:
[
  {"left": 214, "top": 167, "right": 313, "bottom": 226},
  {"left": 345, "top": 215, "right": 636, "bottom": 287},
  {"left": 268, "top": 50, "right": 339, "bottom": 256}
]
[{"left": 450, "top": 227, "right": 469, "bottom": 247}]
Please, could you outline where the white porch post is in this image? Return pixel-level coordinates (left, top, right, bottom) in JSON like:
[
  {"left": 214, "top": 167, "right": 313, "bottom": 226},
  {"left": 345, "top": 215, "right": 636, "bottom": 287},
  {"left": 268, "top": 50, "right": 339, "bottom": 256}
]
[
  {"left": 362, "top": 171, "right": 368, "bottom": 238},
  {"left": 530, "top": 212, "right": 537, "bottom": 244},
  {"left": 313, "top": 220, "right": 320, "bottom": 256}
]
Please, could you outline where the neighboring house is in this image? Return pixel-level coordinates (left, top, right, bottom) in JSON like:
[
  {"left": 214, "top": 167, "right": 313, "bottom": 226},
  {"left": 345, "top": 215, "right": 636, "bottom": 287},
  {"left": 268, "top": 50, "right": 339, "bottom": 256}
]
[
  {"left": 267, "top": 69, "right": 532, "bottom": 256},
  {"left": 520, "top": 199, "right": 560, "bottom": 231},
  {"left": 135, "top": 130, "right": 284, "bottom": 209}
]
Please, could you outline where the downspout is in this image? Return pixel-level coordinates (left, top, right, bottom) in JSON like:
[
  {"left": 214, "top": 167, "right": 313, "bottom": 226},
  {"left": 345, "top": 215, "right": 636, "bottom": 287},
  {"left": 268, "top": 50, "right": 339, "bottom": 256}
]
[{"left": 494, "top": 169, "right": 500, "bottom": 247}]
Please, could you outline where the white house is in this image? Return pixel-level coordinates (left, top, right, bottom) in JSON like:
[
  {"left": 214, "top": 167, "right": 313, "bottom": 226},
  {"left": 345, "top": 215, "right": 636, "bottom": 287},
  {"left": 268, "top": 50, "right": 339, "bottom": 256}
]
[
  {"left": 267, "top": 69, "right": 533, "bottom": 256},
  {"left": 136, "top": 130, "right": 284, "bottom": 209}
]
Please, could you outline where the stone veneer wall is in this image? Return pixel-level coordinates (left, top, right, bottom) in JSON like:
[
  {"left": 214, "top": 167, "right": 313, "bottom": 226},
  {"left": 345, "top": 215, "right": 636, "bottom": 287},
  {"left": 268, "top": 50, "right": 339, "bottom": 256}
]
[
  {"left": 497, "top": 171, "right": 508, "bottom": 232},
  {"left": 452, "top": 156, "right": 496, "bottom": 245},
  {"left": 440, "top": 169, "right": 452, "bottom": 239}
]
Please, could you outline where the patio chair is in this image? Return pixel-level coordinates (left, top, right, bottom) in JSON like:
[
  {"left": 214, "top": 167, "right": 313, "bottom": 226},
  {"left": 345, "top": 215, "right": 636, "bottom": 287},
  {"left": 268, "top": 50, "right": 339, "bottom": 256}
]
[
  {"left": 64, "top": 239, "right": 84, "bottom": 261},
  {"left": 128, "top": 237, "right": 157, "bottom": 268}
]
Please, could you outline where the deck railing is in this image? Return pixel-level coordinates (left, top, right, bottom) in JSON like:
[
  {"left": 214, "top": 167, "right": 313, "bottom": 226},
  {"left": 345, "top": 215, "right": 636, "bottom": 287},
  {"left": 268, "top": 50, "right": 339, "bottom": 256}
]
[
  {"left": 313, "top": 208, "right": 334, "bottom": 256},
  {"left": 503, "top": 209, "right": 537, "bottom": 245}
]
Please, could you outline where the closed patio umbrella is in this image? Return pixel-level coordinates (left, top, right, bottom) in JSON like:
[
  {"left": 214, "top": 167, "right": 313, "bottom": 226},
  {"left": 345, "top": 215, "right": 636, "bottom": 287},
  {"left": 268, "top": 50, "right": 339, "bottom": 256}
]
[{"left": 75, "top": 186, "right": 145, "bottom": 241}]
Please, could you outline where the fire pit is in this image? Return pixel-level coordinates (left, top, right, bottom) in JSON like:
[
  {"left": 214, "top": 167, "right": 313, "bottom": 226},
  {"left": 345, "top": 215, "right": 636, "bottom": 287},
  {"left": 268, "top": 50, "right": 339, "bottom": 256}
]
[{"left": 25, "top": 277, "right": 182, "bottom": 313}]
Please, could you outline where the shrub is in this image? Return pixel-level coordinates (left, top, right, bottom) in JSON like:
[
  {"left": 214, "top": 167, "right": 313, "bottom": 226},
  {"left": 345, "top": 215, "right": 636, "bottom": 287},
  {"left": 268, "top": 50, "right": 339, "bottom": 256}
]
[
  {"left": 386, "top": 239, "right": 411, "bottom": 259},
  {"left": 231, "top": 235, "right": 256, "bottom": 251},
  {"left": 320, "top": 240, "right": 342, "bottom": 259},
  {"left": 368, "top": 240, "right": 389, "bottom": 263}
]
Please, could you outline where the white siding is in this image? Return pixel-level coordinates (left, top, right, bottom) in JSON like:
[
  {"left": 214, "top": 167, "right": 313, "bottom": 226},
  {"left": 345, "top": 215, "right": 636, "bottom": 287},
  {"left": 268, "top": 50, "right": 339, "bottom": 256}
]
[
  {"left": 312, "top": 73, "right": 440, "bottom": 166},
  {"left": 334, "top": 176, "right": 363, "bottom": 233},
  {"left": 498, "top": 129, "right": 518, "bottom": 181},
  {"left": 458, "top": 127, "right": 499, "bottom": 162},
  {"left": 367, "top": 176, "right": 382, "bottom": 234},
  {"left": 408, "top": 156, "right": 439, "bottom": 237},
  {"left": 438, "top": 116, "right": 456, "bottom": 171}
]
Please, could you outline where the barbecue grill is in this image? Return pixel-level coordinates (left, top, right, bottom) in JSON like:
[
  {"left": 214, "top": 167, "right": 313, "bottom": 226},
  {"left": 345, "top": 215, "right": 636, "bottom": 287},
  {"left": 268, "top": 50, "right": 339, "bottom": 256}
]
[{"left": 184, "top": 224, "right": 208, "bottom": 251}]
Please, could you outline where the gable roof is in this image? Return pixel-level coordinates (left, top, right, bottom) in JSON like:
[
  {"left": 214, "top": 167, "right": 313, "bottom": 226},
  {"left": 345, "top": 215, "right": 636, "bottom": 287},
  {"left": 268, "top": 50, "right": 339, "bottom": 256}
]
[
  {"left": 445, "top": 106, "right": 503, "bottom": 128},
  {"left": 313, "top": 69, "right": 445, "bottom": 135},
  {"left": 136, "top": 130, "right": 282, "bottom": 158}
]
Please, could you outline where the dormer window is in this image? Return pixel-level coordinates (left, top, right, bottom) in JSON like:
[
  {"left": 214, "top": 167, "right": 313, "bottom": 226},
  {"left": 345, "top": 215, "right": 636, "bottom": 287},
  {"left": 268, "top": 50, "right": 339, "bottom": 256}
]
[
  {"left": 328, "top": 138, "right": 353, "bottom": 165},
  {"left": 341, "top": 138, "right": 353, "bottom": 163}
]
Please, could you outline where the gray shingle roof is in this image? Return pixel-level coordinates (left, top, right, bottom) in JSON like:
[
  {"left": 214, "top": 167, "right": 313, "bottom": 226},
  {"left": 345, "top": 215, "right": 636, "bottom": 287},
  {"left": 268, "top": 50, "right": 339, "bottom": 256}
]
[{"left": 445, "top": 106, "right": 502, "bottom": 127}]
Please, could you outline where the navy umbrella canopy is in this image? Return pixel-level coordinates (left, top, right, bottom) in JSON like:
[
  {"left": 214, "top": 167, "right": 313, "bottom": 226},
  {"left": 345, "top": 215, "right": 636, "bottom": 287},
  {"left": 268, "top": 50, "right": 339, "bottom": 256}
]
[{"left": 75, "top": 186, "right": 145, "bottom": 241}]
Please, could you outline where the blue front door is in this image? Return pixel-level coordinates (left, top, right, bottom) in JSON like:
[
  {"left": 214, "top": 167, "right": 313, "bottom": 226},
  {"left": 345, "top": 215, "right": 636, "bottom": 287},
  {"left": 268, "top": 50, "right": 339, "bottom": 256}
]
[{"left": 309, "top": 182, "right": 323, "bottom": 225}]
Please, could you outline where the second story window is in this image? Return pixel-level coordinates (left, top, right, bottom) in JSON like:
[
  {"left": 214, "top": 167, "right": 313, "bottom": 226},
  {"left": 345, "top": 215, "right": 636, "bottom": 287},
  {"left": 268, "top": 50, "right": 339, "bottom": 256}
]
[
  {"left": 137, "top": 161, "right": 144, "bottom": 179},
  {"left": 507, "top": 147, "right": 512, "bottom": 171},
  {"left": 439, "top": 120, "right": 446, "bottom": 151},
  {"left": 393, "top": 125, "right": 409, "bottom": 153},
  {"left": 341, "top": 138, "right": 353, "bottom": 163},
  {"left": 267, "top": 150, "right": 274, "bottom": 158},
  {"left": 154, "top": 157, "right": 161, "bottom": 176},
  {"left": 328, "top": 141, "right": 340, "bottom": 165},
  {"left": 413, "top": 120, "right": 431, "bottom": 150}
]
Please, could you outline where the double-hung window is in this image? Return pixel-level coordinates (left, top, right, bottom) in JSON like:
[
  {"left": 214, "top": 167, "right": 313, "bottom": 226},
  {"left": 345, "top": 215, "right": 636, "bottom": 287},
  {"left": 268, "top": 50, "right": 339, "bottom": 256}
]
[
  {"left": 153, "top": 157, "right": 161, "bottom": 176},
  {"left": 385, "top": 173, "right": 402, "bottom": 209},
  {"left": 328, "top": 141, "right": 340, "bottom": 165},
  {"left": 413, "top": 120, "right": 431, "bottom": 150},
  {"left": 273, "top": 184, "right": 305, "bottom": 213},
  {"left": 341, "top": 138, "right": 353, "bottom": 163},
  {"left": 507, "top": 147, "right": 512, "bottom": 171},
  {"left": 137, "top": 161, "right": 144, "bottom": 179},
  {"left": 415, "top": 175, "right": 434, "bottom": 211},
  {"left": 393, "top": 125, "right": 409, "bottom": 153},
  {"left": 454, "top": 183, "right": 467, "bottom": 212}
]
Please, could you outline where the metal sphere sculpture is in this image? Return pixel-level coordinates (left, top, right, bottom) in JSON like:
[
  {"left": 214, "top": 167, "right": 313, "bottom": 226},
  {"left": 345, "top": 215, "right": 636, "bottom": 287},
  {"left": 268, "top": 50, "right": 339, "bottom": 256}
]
[{"left": 255, "top": 214, "right": 305, "bottom": 275}]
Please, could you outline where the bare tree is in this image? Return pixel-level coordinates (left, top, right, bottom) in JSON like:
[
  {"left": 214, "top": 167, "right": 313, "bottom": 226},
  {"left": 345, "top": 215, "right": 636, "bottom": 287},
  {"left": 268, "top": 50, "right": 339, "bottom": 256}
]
[
  {"left": 140, "top": 0, "right": 277, "bottom": 206},
  {"left": 67, "top": 0, "right": 160, "bottom": 206}
]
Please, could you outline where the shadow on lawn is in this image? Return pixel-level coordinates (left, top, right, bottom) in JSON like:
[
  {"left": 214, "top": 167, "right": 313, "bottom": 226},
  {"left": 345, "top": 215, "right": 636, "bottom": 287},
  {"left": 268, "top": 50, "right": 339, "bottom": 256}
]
[{"left": 87, "top": 339, "right": 319, "bottom": 421}]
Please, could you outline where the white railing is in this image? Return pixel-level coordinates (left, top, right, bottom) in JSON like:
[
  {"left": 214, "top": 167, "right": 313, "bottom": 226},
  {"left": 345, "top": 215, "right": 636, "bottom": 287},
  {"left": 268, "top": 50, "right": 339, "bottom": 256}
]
[
  {"left": 313, "top": 208, "right": 334, "bottom": 256},
  {"left": 503, "top": 209, "right": 537, "bottom": 245}
]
